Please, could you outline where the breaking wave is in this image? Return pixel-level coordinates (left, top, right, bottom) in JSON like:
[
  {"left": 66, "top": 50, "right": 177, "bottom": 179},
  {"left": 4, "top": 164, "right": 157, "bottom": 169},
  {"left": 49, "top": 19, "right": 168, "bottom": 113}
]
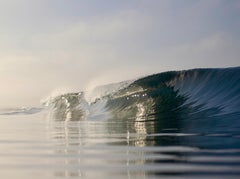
[{"left": 39, "top": 67, "right": 240, "bottom": 133}]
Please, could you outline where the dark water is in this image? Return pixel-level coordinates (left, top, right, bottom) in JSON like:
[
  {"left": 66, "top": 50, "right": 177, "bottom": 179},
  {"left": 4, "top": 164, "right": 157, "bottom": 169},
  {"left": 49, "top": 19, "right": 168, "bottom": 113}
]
[{"left": 0, "top": 67, "right": 240, "bottom": 178}]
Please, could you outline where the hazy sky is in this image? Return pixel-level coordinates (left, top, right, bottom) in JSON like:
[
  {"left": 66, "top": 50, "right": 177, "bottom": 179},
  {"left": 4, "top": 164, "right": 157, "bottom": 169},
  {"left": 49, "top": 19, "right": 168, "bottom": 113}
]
[{"left": 0, "top": 0, "right": 240, "bottom": 107}]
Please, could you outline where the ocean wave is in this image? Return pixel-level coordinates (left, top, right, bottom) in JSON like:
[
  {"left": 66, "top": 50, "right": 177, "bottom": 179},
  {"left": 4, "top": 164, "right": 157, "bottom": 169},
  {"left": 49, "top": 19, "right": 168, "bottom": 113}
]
[
  {"left": 40, "top": 67, "right": 240, "bottom": 133},
  {"left": 0, "top": 107, "right": 43, "bottom": 115}
]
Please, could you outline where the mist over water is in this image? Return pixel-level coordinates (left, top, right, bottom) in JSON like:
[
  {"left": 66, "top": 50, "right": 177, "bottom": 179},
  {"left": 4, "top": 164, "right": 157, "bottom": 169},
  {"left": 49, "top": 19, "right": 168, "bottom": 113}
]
[{"left": 0, "top": 67, "right": 240, "bottom": 179}]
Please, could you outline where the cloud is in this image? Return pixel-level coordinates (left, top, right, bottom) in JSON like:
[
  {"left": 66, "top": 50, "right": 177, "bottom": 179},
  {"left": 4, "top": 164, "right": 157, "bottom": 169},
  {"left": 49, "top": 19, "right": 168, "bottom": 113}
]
[
  {"left": 0, "top": 10, "right": 148, "bottom": 107},
  {"left": 142, "top": 33, "right": 240, "bottom": 70}
]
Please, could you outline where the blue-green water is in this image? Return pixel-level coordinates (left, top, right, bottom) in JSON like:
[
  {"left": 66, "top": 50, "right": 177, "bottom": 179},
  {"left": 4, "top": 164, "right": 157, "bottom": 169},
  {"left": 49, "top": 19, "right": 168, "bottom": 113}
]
[{"left": 0, "top": 67, "right": 240, "bottom": 178}]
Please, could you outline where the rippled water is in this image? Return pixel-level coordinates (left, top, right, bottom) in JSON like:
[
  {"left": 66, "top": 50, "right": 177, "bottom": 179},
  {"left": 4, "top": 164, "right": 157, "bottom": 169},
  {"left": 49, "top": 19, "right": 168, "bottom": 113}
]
[{"left": 0, "top": 112, "right": 240, "bottom": 179}]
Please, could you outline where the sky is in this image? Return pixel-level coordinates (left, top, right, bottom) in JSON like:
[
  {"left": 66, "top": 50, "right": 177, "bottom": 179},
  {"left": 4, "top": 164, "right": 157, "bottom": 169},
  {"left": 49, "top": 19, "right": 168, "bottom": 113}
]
[{"left": 0, "top": 0, "right": 240, "bottom": 108}]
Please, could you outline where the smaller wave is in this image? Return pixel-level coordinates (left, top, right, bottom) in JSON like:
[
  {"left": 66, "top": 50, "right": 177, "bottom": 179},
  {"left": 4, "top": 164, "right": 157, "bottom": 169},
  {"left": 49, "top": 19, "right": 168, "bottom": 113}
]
[{"left": 0, "top": 107, "right": 43, "bottom": 115}]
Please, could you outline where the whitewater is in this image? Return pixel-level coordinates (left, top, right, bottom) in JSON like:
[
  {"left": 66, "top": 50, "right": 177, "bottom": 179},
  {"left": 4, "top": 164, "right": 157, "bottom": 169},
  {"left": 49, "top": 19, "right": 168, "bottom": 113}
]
[{"left": 0, "top": 67, "right": 240, "bottom": 179}]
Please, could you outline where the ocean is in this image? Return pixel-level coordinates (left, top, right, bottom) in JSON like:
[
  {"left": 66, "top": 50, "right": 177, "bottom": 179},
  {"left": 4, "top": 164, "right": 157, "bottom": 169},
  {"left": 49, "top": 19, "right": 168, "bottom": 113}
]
[{"left": 0, "top": 67, "right": 240, "bottom": 178}]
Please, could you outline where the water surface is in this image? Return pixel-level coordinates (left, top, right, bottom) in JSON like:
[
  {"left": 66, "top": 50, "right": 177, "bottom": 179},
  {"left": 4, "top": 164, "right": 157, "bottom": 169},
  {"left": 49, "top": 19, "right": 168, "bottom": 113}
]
[{"left": 0, "top": 112, "right": 240, "bottom": 179}]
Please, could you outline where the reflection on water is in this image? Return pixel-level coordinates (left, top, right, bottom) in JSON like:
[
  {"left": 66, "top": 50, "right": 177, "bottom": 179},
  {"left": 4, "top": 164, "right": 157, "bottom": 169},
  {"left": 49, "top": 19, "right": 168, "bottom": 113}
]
[
  {"left": 134, "top": 103, "right": 148, "bottom": 147},
  {"left": 0, "top": 107, "right": 240, "bottom": 179},
  {"left": 45, "top": 111, "right": 240, "bottom": 178},
  {"left": 48, "top": 119, "right": 152, "bottom": 178}
]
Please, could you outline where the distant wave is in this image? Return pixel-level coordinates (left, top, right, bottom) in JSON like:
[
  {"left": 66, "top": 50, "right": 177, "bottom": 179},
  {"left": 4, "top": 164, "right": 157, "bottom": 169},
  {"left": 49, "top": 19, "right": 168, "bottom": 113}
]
[{"left": 0, "top": 107, "right": 43, "bottom": 115}]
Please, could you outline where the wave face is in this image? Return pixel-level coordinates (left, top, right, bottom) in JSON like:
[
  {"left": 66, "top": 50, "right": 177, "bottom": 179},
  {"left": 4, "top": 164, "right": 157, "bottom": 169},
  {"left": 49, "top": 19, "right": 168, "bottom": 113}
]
[{"left": 45, "top": 67, "right": 240, "bottom": 135}]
